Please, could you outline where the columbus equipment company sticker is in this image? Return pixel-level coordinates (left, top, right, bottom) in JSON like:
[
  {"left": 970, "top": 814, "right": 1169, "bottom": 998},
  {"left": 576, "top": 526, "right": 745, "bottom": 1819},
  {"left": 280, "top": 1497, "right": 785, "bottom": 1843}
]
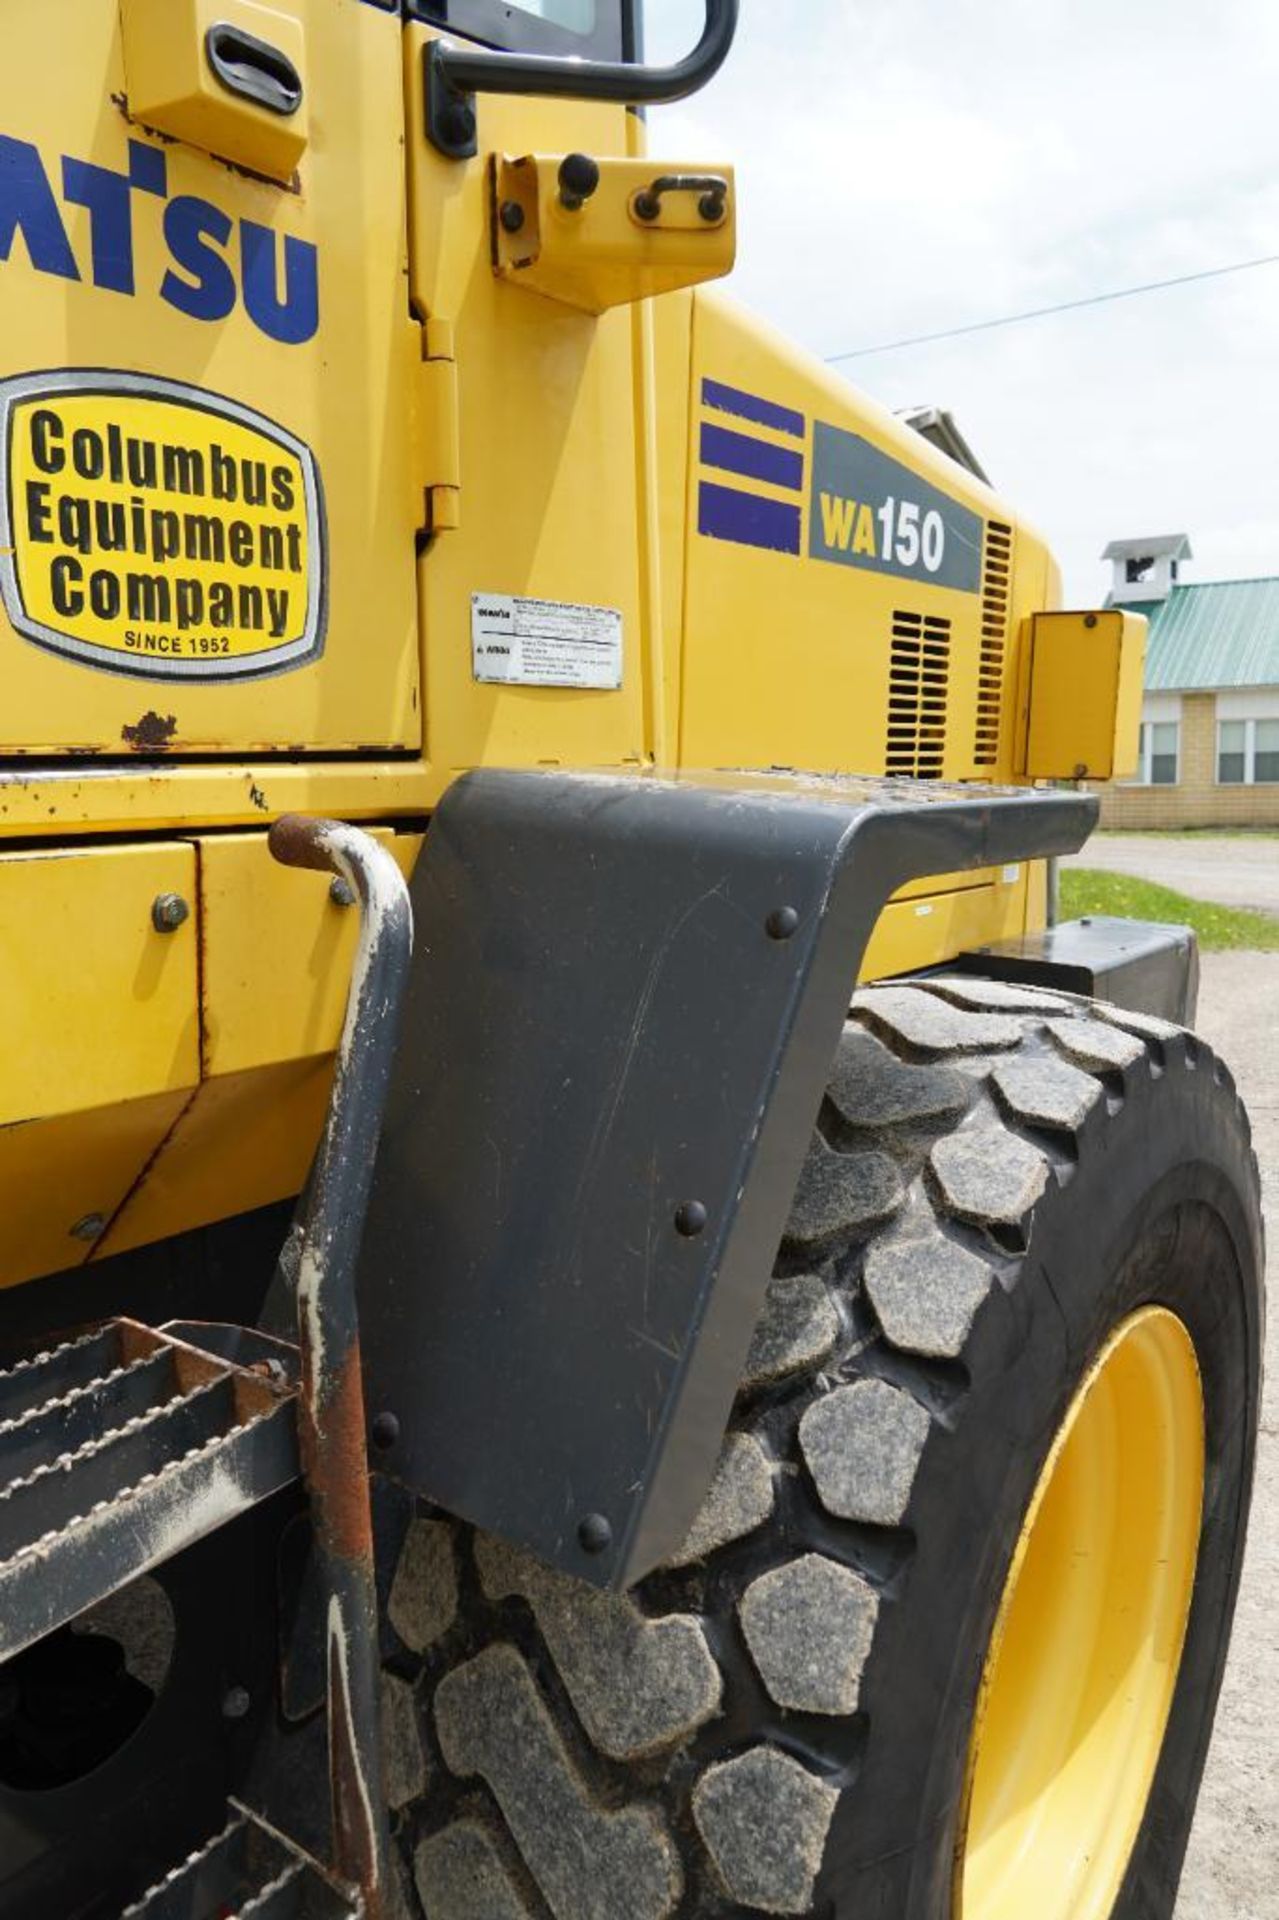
[{"left": 0, "top": 369, "right": 326, "bottom": 680}]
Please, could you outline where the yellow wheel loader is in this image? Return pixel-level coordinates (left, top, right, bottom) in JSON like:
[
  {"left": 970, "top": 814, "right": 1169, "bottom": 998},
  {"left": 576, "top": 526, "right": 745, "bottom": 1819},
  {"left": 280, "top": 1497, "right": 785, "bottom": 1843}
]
[{"left": 0, "top": 4, "right": 1262, "bottom": 1917}]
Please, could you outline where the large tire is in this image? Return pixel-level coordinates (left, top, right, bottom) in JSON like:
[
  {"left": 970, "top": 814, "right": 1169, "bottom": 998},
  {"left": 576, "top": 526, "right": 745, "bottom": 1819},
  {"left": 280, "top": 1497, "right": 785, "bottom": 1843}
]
[{"left": 380, "top": 977, "right": 1264, "bottom": 1920}]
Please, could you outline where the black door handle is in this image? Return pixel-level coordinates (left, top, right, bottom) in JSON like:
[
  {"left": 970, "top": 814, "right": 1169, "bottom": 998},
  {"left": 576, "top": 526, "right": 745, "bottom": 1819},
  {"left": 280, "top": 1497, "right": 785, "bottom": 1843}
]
[{"left": 205, "top": 22, "right": 303, "bottom": 118}]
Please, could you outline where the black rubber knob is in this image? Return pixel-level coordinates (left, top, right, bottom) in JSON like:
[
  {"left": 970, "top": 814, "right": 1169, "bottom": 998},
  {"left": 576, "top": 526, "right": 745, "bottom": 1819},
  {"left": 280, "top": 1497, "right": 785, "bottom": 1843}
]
[{"left": 558, "top": 151, "right": 601, "bottom": 209}]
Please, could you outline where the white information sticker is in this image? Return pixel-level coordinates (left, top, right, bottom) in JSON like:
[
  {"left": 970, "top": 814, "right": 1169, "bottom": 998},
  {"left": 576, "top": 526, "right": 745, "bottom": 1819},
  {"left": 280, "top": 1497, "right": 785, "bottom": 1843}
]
[{"left": 471, "top": 593, "right": 623, "bottom": 689}]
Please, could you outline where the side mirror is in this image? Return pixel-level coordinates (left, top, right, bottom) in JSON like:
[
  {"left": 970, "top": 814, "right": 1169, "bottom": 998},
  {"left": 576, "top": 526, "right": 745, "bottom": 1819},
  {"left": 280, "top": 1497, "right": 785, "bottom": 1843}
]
[{"left": 425, "top": 0, "right": 740, "bottom": 158}]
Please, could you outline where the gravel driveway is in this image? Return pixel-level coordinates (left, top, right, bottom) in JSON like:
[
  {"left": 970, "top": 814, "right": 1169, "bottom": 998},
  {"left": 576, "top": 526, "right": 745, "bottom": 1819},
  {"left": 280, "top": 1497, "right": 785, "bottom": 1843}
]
[
  {"left": 1176, "top": 950, "right": 1278, "bottom": 1917},
  {"left": 1066, "top": 834, "right": 1279, "bottom": 915}
]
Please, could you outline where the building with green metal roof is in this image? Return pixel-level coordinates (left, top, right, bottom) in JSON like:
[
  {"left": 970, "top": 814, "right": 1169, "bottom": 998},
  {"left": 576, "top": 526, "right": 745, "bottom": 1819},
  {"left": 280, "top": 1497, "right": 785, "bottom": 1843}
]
[{"left": 1098, "top": 536, "right": 1279, "bottom": 828}]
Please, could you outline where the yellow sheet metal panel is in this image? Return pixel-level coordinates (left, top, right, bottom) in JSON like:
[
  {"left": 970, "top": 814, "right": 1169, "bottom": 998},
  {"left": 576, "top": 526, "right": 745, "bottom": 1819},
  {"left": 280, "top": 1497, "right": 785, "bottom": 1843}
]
[
  {"left": 94, "top": 825, "right": 420, "bottom": 1255},
  {"left": 120, "top": 0, "right": 309, "bottom": 184},
  {"left": 0, "top": 842, "right": 199, "bottom": 1124},
  {"left": 0, "top": 0, "right": 419, "bottom": 754},
  {"left": 198, "top": 828, "right": 420, "bottom": 1076},
  {"left": 405, "top": 27, "right": 650, "bottom": 778},
  {"left": 0, "top": 1090, "right": 193, "bottom": 1288},
  {"left": 1023, "top": 610, "right": 1148, "bottom": 780},
  {"left": 94, "top": 1058, "right": 333, "bottom": 1259},
  {"left": 677, "top": 294, "right": 1041, "bottom": 783},
  {"left": 0, "top": 760, "right": 429, "bottom": 838},
  {"left": 860, "top": 867, "right": 1031, "bottom": 983}
]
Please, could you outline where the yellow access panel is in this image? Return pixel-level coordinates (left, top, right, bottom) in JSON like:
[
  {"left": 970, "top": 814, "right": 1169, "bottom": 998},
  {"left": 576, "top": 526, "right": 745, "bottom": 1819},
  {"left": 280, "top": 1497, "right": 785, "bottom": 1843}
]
[
  {"left": 0, "top": 841, "right": 200, "bottom": 1285},
  {"left": 0, "top": 0, "right": 420, "bottom": 755}
]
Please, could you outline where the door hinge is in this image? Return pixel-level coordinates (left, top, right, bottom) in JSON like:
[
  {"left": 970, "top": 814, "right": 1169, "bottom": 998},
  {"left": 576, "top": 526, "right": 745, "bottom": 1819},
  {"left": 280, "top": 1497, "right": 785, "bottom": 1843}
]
[{"left": 419, "top": 317, "right": 461, "bottom": 532}]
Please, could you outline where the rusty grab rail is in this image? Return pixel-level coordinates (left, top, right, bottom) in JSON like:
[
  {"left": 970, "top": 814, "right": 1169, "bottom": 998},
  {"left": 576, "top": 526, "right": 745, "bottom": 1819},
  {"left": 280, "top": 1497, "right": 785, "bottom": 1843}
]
[{"left": 268, "top": 815, "right": 414, "bottom": 1920}]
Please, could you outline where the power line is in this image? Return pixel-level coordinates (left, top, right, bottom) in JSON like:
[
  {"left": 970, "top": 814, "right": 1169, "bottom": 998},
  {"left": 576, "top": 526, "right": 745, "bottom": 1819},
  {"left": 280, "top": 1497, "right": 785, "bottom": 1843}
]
[{"left": 825, "top": 252, "right": 1279, "bottom": 361}]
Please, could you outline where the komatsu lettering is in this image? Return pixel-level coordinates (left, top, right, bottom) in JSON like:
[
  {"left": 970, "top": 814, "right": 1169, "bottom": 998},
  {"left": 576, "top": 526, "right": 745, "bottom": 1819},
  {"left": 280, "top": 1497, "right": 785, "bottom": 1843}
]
[{"left": 0, "top": 133, "right": 318, "bottom": 344}]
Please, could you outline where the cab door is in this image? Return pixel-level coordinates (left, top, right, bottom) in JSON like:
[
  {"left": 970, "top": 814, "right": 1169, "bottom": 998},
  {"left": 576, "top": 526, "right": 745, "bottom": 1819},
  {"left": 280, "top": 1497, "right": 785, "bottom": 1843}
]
[
  {"left": 0, "top": 0, "right": 421, "bottom": 754},
  {"left": 403, "top": 4, "right": 652, "bottom": 778}
]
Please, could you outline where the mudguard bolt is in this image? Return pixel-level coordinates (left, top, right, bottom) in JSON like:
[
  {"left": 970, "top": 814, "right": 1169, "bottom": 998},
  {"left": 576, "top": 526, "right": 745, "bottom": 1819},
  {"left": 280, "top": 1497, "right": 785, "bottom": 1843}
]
[
  {"left": 70, "top": 1213, "right": 106, "bottom": 1242},
  {"left": 578, "top": 1512, "right": 613, "bottom": 1555},
  {"left": 766, "top": 905, "right": 800, "bottom": 940},
  {"left": 330, "top": 876, "right": 356, "bottom": 908},
  {"left": 499, "top": 200, "right": 526, "bottom": 233},
  {"left": 221, "top": 1685, "right": 251, "bottom": 1720},
  {"left": 152, "top": 892, "right": 189, "bottom": 932},
  {"left": 370, "top": 1410, "right": 400, "bottom": 1451},
  {"left": 675, "top": 1199, "right": 708, "bottom": 1238}
]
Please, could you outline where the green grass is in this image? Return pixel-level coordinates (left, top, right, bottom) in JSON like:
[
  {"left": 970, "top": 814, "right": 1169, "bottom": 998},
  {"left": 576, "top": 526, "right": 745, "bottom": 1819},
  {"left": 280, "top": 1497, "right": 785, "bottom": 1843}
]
[
  {"left": 1061, "top": 869, "right": 1279, "bottom": 951},
  {"left": 1097, "top": 826, "right": 1279, "bottom": 840}
]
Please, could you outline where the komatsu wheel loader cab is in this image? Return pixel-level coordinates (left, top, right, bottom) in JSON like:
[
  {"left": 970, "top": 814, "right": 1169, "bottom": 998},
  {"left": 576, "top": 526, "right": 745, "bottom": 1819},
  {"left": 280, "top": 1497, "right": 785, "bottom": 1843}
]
[{"left": 0, "top": 5, "right": 1262, "bottom": 1919}]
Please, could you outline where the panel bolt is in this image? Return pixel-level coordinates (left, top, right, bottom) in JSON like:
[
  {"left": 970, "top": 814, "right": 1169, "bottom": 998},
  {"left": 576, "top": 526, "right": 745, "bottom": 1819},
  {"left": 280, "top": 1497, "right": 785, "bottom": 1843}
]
[
  {"left": 674, "top": 1199, "right": 708, "bottom": 1238},
  {"left": 221, "top": 1685, "right": 251, "bottom": 1721},
  {"left": 330, "top": 876, "right": 356, "bottom": 908},
  {"left": 499, "top": 199, "right": 525, "bottom": 233},
  {"left": 765, "top": 905, "right": 800, "bottom": 941},
  {"left": 370, "top": 1410, "right": 400, "bottom": 1451},
  {"left": 152, "top": 892, "right": 189, "bottom": 933},
  {"left": 70, "top": 1213, "right": 106, "bottom": 1242},
  {"left": 1084, "top": 613, "right": 1098, "bottom": 628},
  {"left": 578, "top": 1512, "right": 613, "bottom": 1555}
]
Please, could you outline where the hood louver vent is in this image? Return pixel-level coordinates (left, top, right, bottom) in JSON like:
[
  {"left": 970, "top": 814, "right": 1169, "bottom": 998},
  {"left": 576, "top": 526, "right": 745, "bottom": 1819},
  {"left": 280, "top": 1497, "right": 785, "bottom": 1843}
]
[
  {"left": 887, "top": 611, "right": 950, "bottom": 778},
  {"left": 975, "top": 521, "right": 1013, "bottom": 767}
]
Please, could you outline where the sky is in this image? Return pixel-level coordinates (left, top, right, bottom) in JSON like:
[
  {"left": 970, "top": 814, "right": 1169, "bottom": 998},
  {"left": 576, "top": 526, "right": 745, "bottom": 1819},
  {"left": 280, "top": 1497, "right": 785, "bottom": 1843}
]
[{"left": 644, "top": 0, "right": 1279, "bottom": 602}]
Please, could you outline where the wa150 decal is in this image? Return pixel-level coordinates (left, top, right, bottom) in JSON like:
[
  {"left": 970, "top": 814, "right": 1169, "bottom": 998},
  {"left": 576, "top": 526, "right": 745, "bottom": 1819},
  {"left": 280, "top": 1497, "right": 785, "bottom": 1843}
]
[{"left": 808, "top": 421, "right": 982, "bottom": 591}]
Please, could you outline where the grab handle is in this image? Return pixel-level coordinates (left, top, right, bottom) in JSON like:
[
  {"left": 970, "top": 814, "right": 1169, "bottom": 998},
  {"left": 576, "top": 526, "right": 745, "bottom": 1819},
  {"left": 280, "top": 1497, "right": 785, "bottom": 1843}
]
[{"left": 205, "top": 21, "right": 303, "bottom": 117}]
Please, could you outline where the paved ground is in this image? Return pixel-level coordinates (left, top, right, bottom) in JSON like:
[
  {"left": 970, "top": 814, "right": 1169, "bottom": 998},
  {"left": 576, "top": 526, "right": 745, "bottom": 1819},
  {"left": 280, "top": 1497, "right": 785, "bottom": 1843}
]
[
  {"left": 1176, "top": 951, "right": 1279, "bottom": 1917},
  {"left": 1065, "top": 833, "right": 1279, "bottom": 914}
]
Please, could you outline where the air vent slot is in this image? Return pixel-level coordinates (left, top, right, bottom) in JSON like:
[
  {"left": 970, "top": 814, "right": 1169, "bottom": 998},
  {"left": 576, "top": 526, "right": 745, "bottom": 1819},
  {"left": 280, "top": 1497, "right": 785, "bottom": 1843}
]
[
  {"left": 887, "top": 611, "right": 950, "bottom": 778},
  {"left": 975, "top": 520, "right": 1013, "bottom": 766}
]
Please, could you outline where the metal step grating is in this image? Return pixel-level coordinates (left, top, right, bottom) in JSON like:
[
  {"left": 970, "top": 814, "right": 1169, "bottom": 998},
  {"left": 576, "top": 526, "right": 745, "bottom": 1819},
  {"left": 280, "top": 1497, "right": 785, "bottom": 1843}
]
[
  {"left": 121, "top": 1805, "right": 360, "bottom": 1919},
  {"left": 0, "top": 1319, "right": 299, "bottom": 1663}
]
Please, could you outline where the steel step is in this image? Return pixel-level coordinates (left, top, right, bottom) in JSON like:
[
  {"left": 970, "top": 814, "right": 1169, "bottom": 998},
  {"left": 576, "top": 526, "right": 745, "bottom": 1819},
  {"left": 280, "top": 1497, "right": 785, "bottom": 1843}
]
[
  {"left": 121, "top": 1806, "right": 360, "bottom": 1919},
  {"left": 0, "top": 1319, "right": 299, "bottom": 1663}
]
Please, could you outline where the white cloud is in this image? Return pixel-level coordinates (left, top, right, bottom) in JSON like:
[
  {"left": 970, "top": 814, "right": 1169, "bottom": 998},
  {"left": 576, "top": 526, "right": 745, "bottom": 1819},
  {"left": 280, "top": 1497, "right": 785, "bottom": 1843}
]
[{"left": 646, "top": 0, "right": 1279, "bottom": 599}]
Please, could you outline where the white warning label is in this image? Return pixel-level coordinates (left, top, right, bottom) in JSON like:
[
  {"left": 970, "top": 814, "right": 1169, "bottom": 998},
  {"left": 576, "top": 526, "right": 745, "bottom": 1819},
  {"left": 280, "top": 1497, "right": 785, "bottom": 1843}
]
[{"left": 471, "top": 593, "right": 623, "bottom": 689}]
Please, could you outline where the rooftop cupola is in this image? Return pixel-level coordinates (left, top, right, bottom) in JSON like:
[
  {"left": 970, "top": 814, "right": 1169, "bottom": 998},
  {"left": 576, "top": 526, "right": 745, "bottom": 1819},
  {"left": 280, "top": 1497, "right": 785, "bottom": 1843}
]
[{"left": 1102, "top": 533, "right": 1192, "bottom": 606}]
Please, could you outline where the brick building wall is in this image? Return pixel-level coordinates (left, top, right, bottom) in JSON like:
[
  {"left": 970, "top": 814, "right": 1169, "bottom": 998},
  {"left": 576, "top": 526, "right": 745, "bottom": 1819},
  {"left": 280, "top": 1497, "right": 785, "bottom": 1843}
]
[{"left": 1097, "top": 691, "right": 1279, "bottom": 827}]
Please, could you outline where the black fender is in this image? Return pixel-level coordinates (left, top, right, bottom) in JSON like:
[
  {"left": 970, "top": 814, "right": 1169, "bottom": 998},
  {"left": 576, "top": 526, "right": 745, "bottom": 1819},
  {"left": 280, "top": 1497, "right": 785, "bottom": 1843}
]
[{"left": 356, "top": 769, "right": 1095, "bottom": 1588}]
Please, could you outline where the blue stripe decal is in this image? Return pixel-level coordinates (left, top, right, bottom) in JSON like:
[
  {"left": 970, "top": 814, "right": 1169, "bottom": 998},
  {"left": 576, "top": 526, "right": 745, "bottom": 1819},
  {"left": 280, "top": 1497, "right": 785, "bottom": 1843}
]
[
  {"left": 700, "top": 421, "right": 804, "bottom": 492},
  {"left": 698, "top": 481, "right": 802, "bottom": 555},
  {"left": 702, "top": 377, "right": 805, "bottom": 441}
]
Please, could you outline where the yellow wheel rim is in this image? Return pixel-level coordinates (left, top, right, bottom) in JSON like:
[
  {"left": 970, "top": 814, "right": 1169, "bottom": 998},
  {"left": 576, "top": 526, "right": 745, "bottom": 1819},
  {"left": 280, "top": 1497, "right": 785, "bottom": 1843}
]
[{"left": 956, "top": 1306, "right": 1205, "bottom": 1920}]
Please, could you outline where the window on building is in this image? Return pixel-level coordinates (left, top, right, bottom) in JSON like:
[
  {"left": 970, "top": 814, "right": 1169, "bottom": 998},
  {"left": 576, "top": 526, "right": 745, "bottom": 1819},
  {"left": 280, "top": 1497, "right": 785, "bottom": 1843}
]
[
  {"left": 1218, "top": 714, "right": 1279, "bottom": 784},
  {"left": 1218, "top": 720, "right": 1247, "bottom": 783},
  {"left": 1257, "top": 718, "right": 1279, "bottom": 783},
  {"left": 1136, "top": 719, "right": 1179, "bottom": 784}
]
